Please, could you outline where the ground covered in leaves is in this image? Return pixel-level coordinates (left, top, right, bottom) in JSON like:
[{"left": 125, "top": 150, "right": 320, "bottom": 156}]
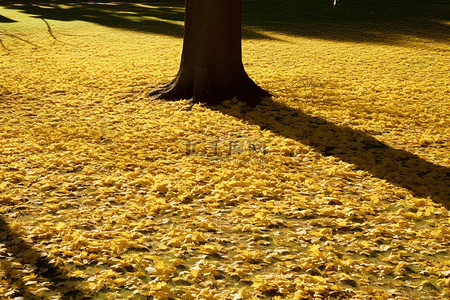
[{"left": 1, "top": 1, "right": 449, "bottom": 299}]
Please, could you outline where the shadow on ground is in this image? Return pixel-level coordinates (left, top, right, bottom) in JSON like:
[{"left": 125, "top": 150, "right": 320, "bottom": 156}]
[
  {"left": 213, "top": 98, "right": 450, "bottom": 209},
  {"left": 243, "top": 0, "right": 450, "bottom": 44},
  {"left": 0, "top": 216, "right": 88, "bottom": 298},
  {"left": 0, "top": 0, "right": 449, "bottom": 44},
  {"left": 0, "top": 14, "right": 16, "bottom": 22},
  {"left": 1, "top": 0, "right": 186, "bottom": 37}
]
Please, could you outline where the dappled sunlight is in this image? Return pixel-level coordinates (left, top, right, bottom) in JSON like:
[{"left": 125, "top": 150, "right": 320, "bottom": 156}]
[
  {"left": 1, "top": 0, "right": 186, "bottom": 37},
  {"left": 1, "top": 0, "right": 450, "bottom": 44}
]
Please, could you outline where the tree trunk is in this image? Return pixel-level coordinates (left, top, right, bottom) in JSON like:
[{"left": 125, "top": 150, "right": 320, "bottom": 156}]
[{"left": 149, "top": 0, "right": 270, "bottom": 105}]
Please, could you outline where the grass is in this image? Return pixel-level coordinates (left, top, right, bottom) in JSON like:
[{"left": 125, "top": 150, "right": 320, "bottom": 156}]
[{"left": 1, "top": 0, "right": 449, "bottom": 299}]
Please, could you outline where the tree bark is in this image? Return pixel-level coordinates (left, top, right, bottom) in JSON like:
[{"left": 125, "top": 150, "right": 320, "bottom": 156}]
[{"left": 149, "top": 0, "right": 270, "bottom": 105}]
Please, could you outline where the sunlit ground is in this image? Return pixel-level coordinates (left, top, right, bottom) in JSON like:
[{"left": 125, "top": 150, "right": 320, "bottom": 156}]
[{"left": 0, "top": 1, "right": 449, "bottom": 299}]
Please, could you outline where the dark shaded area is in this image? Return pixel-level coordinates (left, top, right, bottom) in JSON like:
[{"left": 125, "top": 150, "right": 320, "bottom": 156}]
[
  {"left": 1, "top": 0, "right": 185, "bottom": 37},
  {"left": 243, "top": 0, "right": 450, "bottom": 44},
  {"left": 0, "top": 0, "right": 449, "bottom": 44},
  {"left": 213, "top": 99, "right": 450, "bottom": 209},
  {"left": 0, "top": 216, "right": 88, "bottom": 299},
  {"left": 0, "top": 14, "right": 16, "bottom": 22}
]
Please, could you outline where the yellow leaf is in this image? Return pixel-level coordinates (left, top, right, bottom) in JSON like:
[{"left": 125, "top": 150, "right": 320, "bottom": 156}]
[
  {"left": 199, "top": 244, "right": 219, "bottom": 254},
  {"left": 114, "top": 278, "right": 127, "bottom": 286},
  {"left": 55, "top": 222, "right": 66, "bottom": 231},
  {"left": 308, "top": 244, "right": 321, "bottom": 256}
]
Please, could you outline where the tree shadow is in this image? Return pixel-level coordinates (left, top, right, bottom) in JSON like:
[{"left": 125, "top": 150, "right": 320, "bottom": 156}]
[
  {"left": 0, "top": 0, "right": 274, "bottom": 40},
  {"left": 0, "top": 215, "right": 88, "bottom": 299},
  {"left": 0, "top": 14, "right": 16, "bottom": 22},
  {"left": 213, "top": 98, "right": 450, "bottom": 209},
  {"left": 1, "top": 0, "right": 449, "bottom": 44},
  {"left": 0, "top": 0, "right": 186, "bottom": 37},
  {"left": 243, "top": 0, "right": 450, "bottom": 45}
]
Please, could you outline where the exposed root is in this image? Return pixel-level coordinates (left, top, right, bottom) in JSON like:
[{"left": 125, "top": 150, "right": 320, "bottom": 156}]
[
  {"left": 147, "top": 81, "right": 176, "bottom": 97},
  {"left": 235, "top": 80, "right": 272, "bottom": 107},
  {"left": 148, "top": 78, "right": 271, "bottom": 106},
  {"left": 148, "top": 81, "right": 192, "bottom": 101}
]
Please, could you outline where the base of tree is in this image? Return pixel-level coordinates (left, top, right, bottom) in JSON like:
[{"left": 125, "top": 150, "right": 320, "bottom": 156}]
[
  {"left": 148, "top": 0, "right": 271, "bottom": 106},
  {"left": 148, "top": 75, "right": 271, "bottom": 106}
]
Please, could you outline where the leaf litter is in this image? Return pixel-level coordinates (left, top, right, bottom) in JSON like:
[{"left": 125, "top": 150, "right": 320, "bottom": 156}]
[{"left": 0, "top": 5, "right": 449, "bottom": 300}]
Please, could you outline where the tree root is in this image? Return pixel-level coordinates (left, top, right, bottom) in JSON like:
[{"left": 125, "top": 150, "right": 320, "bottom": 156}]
[
  {"left": 148, "top": 81, "right": 192, "bottom": 102},
  {"left": 148, "top": 77, "right": 271, "bottom": 106}
]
